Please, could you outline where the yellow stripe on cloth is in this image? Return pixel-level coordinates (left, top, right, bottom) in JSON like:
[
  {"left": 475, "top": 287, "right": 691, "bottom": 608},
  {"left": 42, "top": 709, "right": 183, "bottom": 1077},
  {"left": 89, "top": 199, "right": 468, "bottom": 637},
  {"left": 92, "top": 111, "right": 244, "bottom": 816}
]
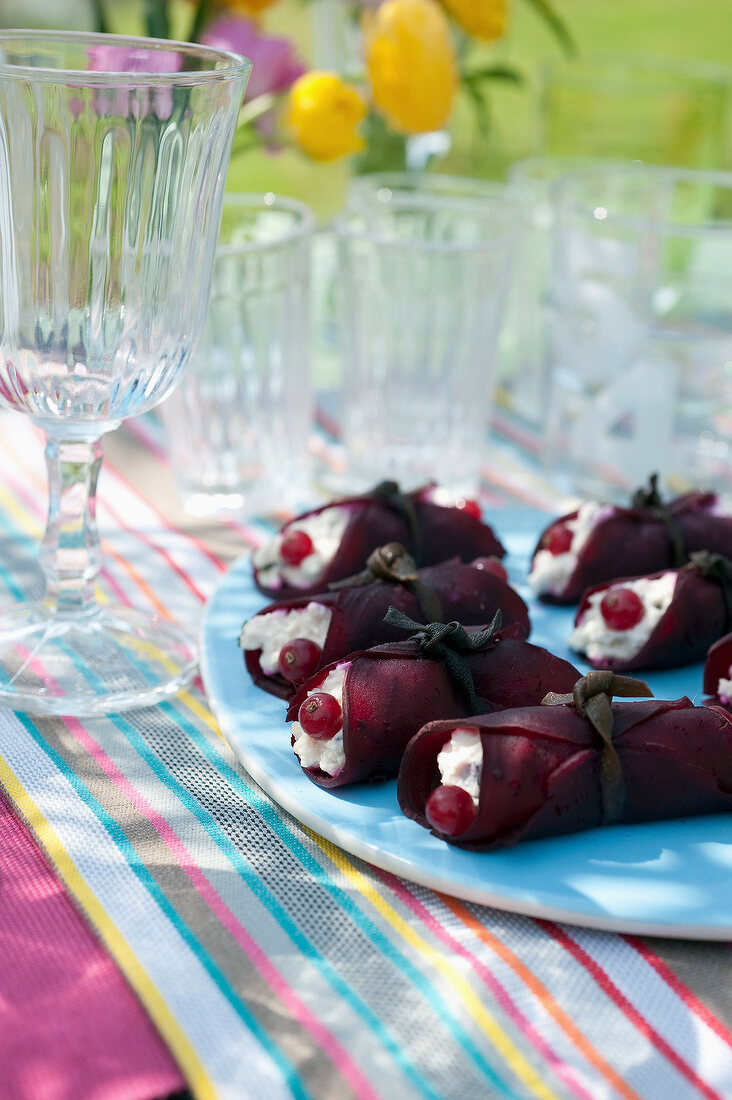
[
  {"left": 94, "top": 590, "right": 230, "bottom": 747},
  {"left": 0, "top": 479, "right": 42, "bottom": 538},
  {"left": 0, "top": 753, "right": 217, "bottom": 1100},
  {"left": 310, "top": 831, "right": 562, "bottom": 1100}
]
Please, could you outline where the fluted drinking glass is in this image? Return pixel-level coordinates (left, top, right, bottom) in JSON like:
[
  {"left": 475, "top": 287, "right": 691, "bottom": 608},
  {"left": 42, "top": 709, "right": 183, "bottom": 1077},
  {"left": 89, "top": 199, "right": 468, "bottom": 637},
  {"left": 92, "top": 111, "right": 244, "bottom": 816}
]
[
  {"left": 0, "top": 31, "right": 250, "bottom": 714},
  {"left": 160, "top": 194, "right": 314, "bottom": 517},
  {"left": 335, "top": 189, "right": 518, "bottom": 494}
]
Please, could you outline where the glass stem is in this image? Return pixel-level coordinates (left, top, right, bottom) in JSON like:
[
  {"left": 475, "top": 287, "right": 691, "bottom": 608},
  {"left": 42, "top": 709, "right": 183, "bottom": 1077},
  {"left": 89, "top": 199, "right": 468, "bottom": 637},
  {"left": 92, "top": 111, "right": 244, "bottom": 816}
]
[{"left": 39, "top": 436, "right": 103, "bottom": 617}]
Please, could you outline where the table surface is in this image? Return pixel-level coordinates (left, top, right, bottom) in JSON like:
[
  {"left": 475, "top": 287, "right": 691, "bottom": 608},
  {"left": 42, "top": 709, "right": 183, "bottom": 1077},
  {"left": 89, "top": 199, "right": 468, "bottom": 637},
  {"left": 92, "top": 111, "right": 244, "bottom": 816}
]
[{"left": 1, "top": 408, "right": 731, "bottom": 1100}]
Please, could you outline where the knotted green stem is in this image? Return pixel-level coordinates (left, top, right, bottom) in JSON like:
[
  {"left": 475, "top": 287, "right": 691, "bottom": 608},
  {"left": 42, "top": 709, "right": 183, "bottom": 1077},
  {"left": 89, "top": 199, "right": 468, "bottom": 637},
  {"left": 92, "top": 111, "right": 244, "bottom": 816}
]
[
  {"left": 689, "top": 552, "right": 732, "bottom": 630},
  {"left": 329, "top": 542, "right": 443, "bottom": 622},
  {"left": 542, "top": 671, "right": 653, "bottom": 825},
  {"left": 631, "top": 473, "right": 686, "bottom": 566},
  {"left": 370, "top": 481, "right": 423, "bottom": 564},
  {"left": 384, "top": 606, "right": 502, "bottom": 715}
]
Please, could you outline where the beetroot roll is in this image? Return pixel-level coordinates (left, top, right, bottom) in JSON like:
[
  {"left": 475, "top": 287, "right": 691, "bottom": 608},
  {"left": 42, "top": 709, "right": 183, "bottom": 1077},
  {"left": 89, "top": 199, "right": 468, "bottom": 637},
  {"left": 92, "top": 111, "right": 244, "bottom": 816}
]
[
  {"left": 398, "top": 671, "right": 732, "bottom": 850},
  {"left": 569, "top": 553, "right": 732, "bottom": 672},
  {"left": 528, "top": 476, "right": 732, "bottom": 604},
  {"left": 252, "top": 481, "right": 504, "bottom": 599},
  {"left": 704, "top": 633, "right": 732, "bottom": 711},
  {"left": 240, "top": 544, "right": 529, "bottom": 699},
  {"left": 286, "top": 614, "right": 579, "bottom": 788}
]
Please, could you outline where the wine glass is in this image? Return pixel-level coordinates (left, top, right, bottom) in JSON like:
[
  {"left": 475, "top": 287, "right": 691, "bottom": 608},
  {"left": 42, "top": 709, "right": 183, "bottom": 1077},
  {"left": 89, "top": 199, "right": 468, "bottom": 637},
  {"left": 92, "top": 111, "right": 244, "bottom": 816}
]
[{"left": 0, "top": 31, "right": 250, "bottom": 715}]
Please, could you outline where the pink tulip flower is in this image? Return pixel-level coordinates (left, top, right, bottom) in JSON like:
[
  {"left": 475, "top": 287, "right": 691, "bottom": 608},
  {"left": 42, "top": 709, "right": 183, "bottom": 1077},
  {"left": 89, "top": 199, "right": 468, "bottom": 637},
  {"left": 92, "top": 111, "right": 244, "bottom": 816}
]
[{"left": 201, "top": 15, "right": 305, "bottom": 103}]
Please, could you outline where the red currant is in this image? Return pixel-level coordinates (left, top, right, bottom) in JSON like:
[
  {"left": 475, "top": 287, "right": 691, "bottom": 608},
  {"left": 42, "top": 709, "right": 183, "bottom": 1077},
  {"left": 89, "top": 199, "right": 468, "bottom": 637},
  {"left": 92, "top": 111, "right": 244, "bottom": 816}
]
[
  {"left": 278, "top": 638, "right": 322, "bottom": 683},
  {"left": 280, "top": 528, "right": 314, "bottom": 567},
  {"left": 298, "top": 692, "right": 343, "bottom": 740},
  {"left": 542, "top": 524, "right": 572, "bottom": 555},
  {"left": 424, "top": 784, "right": 477, "bottom": 836},
  {"left": 459, "top": 498, "right": 482, "bottom": 520},
  {"left": 471, "top": 556, "right": 508, "bottom": 582},
  {"left": 599, "top": 587, "right": 645, "bottom": 631}
]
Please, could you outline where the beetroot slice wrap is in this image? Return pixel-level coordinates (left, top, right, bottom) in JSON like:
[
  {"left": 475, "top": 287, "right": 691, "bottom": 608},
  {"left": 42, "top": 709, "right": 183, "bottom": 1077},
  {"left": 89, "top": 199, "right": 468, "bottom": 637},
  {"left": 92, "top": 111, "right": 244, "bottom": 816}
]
[
  {"left": 531, "top": 483, "right": 732, "bottom": 604},
  {"left": 572, "top": 554, "right": 732, "bottom": 672},
  {"left": 252, "top": 482, "right": 505, "bottom": 599},
  {"left": 398, "top": 680, "right": 732, "bottom": 850},
  {"left": 243, "top": 554, "right": 530, "bottom": 699},
  {"left": 704, "top": 632, "right": 732, "bottom": 711},
  {"left": 286, "top": 626, "right": 580, "bottom": 789},
  {"left": 410, "top": 489, "right": 506, "bottom": 566}
]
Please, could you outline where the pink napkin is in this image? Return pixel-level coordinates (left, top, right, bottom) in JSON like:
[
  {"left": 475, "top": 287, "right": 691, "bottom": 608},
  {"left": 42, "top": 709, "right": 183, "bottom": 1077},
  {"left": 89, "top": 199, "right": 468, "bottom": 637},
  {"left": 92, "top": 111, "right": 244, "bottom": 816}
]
[{"left": 0, "top": 790, "right": 185, "bottom": 1100}]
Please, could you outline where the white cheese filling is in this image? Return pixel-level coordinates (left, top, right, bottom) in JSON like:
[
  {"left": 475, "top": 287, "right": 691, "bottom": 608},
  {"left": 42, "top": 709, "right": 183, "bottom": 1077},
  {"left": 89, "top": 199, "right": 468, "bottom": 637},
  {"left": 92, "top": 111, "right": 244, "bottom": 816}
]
[
  {"left": 239, "top": 603, "right": 332, "bottom": 675},
  {"left": 717, "top": 670, "right": 732, "bottom": 702},
  {"left": 437, "top": 727, "right": 483, "bottom": 807},
  {"left": 253, "top": 506, "right": 351, "bottom": 590},
  {"left": 528, "top": 502, "right": 615, "bottom": 596},
  {"left": 710, "top": 497, "right": 732, "bottom": 517},
  {"left": 422, "top": 486, "right": 475, "bottom": 511},
  {"left": 292, "top": 663, "right": 350, "bottom": 776},
  {"left": 569, "top": 572, "right": 677, "bottom": 663}
]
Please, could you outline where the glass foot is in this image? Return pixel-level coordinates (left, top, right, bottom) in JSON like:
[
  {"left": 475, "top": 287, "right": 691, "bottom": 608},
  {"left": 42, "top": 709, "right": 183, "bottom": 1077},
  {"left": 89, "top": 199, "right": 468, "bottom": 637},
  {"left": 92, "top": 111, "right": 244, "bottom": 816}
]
[{"left": 0, "top": 604, "right": 198, "bottom": 716}]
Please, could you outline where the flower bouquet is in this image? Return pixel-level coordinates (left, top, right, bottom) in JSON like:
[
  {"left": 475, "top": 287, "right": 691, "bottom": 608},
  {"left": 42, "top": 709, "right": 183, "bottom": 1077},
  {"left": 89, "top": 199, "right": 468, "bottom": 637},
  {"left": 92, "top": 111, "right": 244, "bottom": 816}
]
[{"left": 83, "top": 0, "right": 574, "bottom": 182}]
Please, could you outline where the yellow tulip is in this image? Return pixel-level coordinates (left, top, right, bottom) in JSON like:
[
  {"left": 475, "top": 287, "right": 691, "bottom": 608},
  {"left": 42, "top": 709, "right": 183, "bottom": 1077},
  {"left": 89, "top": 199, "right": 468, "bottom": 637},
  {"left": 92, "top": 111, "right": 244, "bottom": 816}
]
[
  {"left": 286, "top": 72, "right": 367, "bottom": 162},
  {"left": 364, "top": 0, "right": 458, "bottom": 135},
  {"left": 440, "top": 0, "right": 507, "bottom": 41}
]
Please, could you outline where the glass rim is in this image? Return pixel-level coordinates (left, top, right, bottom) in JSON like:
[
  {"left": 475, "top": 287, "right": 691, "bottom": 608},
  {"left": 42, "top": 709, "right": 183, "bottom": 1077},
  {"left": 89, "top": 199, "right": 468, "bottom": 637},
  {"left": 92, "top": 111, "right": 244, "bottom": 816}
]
[
  {"left": 216, "top": 193, "right": 315, "bottom": 255},
  {"left": 349, "top": 170, "right": 506, "bottom": 197},
  {"left": 540, "top": 50, "right": 732, "bottom": 91},
  {"left": 555, "top": 164, "right": 732, "bottom": 236},
  {"left": 334, "top": 191, "right": 519, "bottom": 252},
  {"left": 0, "top": 28, "right": 251, "bottom": 86},
  {"left": 508, "top": 154, "right": 628, "bottom": 185}
]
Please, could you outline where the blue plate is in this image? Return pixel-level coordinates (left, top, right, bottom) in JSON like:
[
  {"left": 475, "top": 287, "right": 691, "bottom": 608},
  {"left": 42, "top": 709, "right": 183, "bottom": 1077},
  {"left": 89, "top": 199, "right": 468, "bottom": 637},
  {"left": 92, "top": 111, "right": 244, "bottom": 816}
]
[{"left": 200, "top": 508, "right": 732, "bottom": 940}]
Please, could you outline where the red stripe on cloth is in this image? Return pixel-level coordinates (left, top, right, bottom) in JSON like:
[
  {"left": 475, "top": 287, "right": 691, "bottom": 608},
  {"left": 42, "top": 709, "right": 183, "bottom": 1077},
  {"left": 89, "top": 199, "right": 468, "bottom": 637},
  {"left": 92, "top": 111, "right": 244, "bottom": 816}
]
[
  {"left": 542, "top": 922, "right": 728, "bottom": 1100},
  {"left": 369, "top": 868, "right": 598, "bottom": 1100},
  {"left": 125, "top": 414, "right": 170, "bottom": 461},
  {"left": 623, "top": 936, "right": 732, "bottom": 1051},
  {"left": 491, "top": 410, "right": 542, "bottom": 457},
  {"left": 0, "top": 456, "right": 170, "bottom": 620},
  {"left": 315, "top": 404, "right": 341, "bottom": 441},
  {"left": 0, "top": 789, "right": 184, "bottom": 1100},
  {"left": 102, "top": 463, "right": 227, "bottom": 577},
  {"left": 100, "top": 493, "right": 209, "bottom": 606},
  {"left": 479, "top": 464, "right": 558, "bottom": 512},
  {"left": 105, "top": 448, "right": 269, "bottom": 559},
  {"left": 439, "top": 899, "right": 643, "bottom": 1100}
]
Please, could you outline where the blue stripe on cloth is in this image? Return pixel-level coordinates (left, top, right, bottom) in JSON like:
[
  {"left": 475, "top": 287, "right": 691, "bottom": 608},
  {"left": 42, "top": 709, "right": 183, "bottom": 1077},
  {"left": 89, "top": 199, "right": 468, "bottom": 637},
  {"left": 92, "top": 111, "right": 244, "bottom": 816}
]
[
  {"left": 0, "top": 517, "right": 39, "bottom": 601},
  {"left": 12, "top": 709, "right": 308, "bottom": 1100}
]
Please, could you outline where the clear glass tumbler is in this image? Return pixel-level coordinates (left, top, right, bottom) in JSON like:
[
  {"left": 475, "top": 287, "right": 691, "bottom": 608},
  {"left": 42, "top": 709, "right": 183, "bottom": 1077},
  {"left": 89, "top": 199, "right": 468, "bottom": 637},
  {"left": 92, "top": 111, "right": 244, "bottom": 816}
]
[
  {"left": 546, "top": 165, "right": 732, "bottom": 500},
  {"left": 502, "top": 155, "right": 617, "bottom": 429},
  {"left": 160, "top": 194, "right": 314, "bottom": 516},
  {"left": 312, "top": 172, "right": 506, "bottom": 448},
  {"left": 334, "top": 188, "right": 518, "bottom": 494},
  {"left": 0, "top": 31, "right": 249, "bottom": 715},
  {"left": 539, "top": 54, "right": 731, "bottom": 169},
  {"left": 348, "top": 171, "right": 506, "bottom": 206}
]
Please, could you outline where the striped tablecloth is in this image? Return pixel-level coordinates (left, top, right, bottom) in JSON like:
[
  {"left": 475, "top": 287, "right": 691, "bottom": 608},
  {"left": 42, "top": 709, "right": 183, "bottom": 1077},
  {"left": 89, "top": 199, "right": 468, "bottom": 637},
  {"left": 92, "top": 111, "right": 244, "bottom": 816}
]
[{"left": 1, "top": 408, "right": 732, "bottom": 1100}]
